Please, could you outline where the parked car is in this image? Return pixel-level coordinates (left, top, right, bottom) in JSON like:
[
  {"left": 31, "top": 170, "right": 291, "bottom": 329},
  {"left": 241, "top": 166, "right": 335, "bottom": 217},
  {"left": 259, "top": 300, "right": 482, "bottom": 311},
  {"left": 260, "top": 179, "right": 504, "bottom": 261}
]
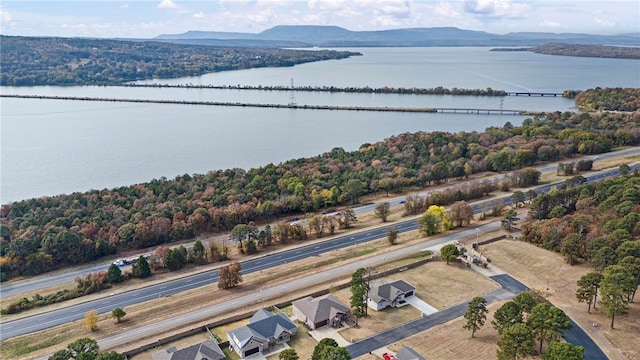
[{"left": 382, "top": 353, "right": 397, "bottom": 360}]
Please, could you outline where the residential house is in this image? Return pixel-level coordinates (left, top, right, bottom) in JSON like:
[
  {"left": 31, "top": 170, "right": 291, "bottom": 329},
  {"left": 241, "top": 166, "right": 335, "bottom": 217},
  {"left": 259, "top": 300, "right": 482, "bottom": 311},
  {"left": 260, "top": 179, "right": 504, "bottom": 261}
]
[
  {"left": 292, "top": 293, "right": 351, "bottom": 329},
  {"left": 227, "top": 309, "right": 297, "bottom": 358},
  {"left": 396, "top": 346, "right": 426, "bottom": 360},
  {"left": 367, "top": 279, "right": 416, "bottom": 311},
  {"left": 151, "top": 339, "right": 225, "bottom": 360}
]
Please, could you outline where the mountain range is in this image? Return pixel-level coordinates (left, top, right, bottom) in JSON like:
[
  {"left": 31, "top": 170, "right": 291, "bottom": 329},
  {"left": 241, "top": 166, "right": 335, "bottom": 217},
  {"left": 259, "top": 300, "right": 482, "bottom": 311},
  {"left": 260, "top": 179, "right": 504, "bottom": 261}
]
[{"left": 154, "top": 25, "right": 640, "bottom": 48}]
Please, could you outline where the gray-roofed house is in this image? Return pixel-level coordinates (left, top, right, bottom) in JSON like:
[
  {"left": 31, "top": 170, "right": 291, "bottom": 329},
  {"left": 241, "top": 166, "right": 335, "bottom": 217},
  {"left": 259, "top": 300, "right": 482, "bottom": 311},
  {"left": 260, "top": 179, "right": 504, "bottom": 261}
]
[
  {"left": 292, "top": 293, "right": 351, "bottom": 330},
  {"left": 151, "top": 339, "right": 225, "bottom": 360},
  {"left": 367, "top": 279, "right": 416, "bottom": 311},
  {"left": 396, "top": 345, "right": 426, "bottom": 360},
  {"left": 227, "top": 309, "right": 297, "bottom": 358}
]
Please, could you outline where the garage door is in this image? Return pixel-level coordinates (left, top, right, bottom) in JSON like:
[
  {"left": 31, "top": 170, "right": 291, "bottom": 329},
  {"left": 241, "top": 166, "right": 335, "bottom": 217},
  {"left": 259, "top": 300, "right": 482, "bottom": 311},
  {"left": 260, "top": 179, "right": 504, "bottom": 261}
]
[
  {"left": 245, "top": 347, "right": 260, "bottom": 357},
  {"left": 314, "top": 319, "right": 328, "bottom": 328}
]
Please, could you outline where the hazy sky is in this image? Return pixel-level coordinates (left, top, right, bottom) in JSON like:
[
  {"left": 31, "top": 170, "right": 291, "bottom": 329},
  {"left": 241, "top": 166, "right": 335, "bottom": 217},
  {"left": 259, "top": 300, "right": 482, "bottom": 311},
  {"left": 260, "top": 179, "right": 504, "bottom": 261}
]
[{"left": 1, "top": 0, "right": 638, "bottom": 38}]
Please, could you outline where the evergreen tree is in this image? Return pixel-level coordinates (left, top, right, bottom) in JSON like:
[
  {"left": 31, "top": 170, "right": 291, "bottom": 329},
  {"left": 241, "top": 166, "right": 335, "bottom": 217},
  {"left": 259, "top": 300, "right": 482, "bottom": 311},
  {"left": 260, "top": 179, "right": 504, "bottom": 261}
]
[
  {"left": 600, "top": 264, "right": 634, "bottom": 329},
  {"left": 497, "top": 323, "right": 537, "bottom": 360},
  {"left": 527, "top": 303, "right": 571, "bottom": 354},
  {"left": 576, "top": 272, "right": 603, "bottom": 313},
  {"left": 111, "top": 307, "right": 126, "bottom": 323},
  {"left": 132, "top": 256, "right": 151, "bottom": 278},
  {"left": 492, "top": 301, "right": 523, "bottom": 335},
  {"left": 463, "top": 296, "right": 488, "bottom": 337},
  {"left": 542, "top": 342, "right": 584, "bottom": 360},
  {"left": 312, "top": 338, "right": 339, "bottom": 360},
  {"left": 106, "top": 263, "right": 122, "bottom": 284},
  {"left": 350, "top": 268, "right": 368, "bottom": 325},
  {"left": 279, "top": 349, "right": 299, "bottom": 360}
]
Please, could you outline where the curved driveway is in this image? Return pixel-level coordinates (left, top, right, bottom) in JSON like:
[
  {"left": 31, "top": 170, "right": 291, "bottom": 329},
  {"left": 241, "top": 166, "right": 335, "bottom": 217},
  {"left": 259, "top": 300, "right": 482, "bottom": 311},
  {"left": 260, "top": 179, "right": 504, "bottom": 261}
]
[{"left": 346, "top": 275, "right": 608, "bottom": 360}]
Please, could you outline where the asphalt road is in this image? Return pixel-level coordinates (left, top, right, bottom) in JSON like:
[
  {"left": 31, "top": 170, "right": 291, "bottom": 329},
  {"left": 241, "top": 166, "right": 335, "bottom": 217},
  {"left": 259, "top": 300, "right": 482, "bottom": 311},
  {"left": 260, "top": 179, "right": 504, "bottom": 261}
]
[
  {"left": 1, "top": 214, "right": 482, "bottom": 340},
  {"left": 346, "top": 274, "right": 608, "bottom": 360},
  {"left": 2, "top": 147, "right": 637, "bottom": 299},
  {"left": 33, "top": 222, "right": 501, "bottom": 356},
  {"left": 2, "top": 161, "right": 637, "bottom": 340}
]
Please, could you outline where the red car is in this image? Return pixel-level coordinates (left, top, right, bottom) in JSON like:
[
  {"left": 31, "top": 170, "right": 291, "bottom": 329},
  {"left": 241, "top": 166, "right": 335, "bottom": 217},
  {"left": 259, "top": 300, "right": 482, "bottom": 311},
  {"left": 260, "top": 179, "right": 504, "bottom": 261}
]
[{"left": 382, "top": 353, "right": 397, "bottom": 360}]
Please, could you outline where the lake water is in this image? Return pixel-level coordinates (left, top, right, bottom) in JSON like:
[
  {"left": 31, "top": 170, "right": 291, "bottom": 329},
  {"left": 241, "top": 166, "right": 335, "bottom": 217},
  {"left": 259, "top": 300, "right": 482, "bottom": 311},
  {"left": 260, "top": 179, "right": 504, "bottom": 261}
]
[{"left": 1, "top": 47, "right": 638, "bottom": 203}]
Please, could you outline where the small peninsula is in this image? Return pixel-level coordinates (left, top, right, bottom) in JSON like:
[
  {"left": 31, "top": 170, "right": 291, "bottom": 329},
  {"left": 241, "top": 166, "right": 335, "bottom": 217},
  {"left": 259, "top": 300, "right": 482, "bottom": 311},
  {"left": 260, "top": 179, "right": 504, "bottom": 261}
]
[
  {"left": 491, "top": 43, "right": 640, "bottom": 60},
  {"left": 0, "top": 36, "right": 360, "bottom": 86}
]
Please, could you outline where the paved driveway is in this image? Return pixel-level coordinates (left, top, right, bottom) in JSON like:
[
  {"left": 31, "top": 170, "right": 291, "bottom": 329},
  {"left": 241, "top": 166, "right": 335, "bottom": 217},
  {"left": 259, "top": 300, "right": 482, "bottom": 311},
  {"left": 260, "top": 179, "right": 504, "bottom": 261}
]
[
  {"left": 346, "top": 274, "right": 608, "bottom": 360},
  {"left": 309, "top": 325, "right": 351, "bottom": 347},
  {"left": 405, "top": 295, "right": 438, "bottom": 315}
]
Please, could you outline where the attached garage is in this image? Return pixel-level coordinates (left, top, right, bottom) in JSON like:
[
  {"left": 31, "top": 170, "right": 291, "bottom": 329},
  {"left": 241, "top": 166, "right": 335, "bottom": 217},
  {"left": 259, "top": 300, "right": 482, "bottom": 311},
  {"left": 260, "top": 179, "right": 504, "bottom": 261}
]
[
  {"left": 314, "top": 319, "right": 328, "bottom": 329},
  {"left": 244, "top": 347, "right": 260, "bottom": 357}
]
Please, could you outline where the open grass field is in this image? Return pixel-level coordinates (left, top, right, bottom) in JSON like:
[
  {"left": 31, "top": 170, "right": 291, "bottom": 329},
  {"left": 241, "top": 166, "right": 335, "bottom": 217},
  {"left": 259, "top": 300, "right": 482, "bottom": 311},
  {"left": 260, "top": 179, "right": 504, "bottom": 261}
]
[
  {"left": 482, "top": 239, "right": 640, "bottom": 360},
  {"left": 387, "top": 301, "right": 505, "bottom": 359}
]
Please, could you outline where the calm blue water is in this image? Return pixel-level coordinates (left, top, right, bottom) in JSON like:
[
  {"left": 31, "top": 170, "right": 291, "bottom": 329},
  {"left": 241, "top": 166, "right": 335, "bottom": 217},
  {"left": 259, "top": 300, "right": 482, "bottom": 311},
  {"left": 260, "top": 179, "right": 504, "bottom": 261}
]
[{"left": 1, "top": 47, "right": 638, "bottom": 203}]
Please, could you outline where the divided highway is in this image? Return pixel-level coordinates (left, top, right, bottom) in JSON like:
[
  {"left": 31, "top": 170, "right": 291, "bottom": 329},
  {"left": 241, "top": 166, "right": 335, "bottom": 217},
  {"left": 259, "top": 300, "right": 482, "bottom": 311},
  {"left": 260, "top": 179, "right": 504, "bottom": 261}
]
[
  {"left": 1, "top": 154, "right": 637, "bottom": 341},
  {"left": 2, "top": 147, "right": 637, "bottom": 299}
]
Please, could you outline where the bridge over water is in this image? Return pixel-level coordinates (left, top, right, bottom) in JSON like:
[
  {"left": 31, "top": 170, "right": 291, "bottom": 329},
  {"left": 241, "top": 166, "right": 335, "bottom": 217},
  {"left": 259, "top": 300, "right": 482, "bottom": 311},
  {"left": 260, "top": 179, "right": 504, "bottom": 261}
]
[
  {"left": 1, "top": 94, "right": 542, "bottom": 116},
  {"left": 507, "top": 92, "right": 563, "bottom": 97}
]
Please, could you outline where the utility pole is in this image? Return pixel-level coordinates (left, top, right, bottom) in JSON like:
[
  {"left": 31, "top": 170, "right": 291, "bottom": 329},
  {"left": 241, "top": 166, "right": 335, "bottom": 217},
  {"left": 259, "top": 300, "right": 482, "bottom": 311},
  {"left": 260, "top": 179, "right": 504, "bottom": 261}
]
[{"left": 288, "top": 78, "right": 297, "bottom": 107}]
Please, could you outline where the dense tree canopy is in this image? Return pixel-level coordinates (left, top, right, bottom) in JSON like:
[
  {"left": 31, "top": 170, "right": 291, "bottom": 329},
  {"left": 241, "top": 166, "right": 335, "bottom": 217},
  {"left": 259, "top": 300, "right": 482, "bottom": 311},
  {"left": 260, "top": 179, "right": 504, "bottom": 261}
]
[
  {"left": 0, "top": 36, "right": 359, "bottom": 86},
  {"left": 1, "top": 108, "right": 639, "bottom": 280},
  {"left": 575, "top": 87, "right": 640, "bottom": 112}
]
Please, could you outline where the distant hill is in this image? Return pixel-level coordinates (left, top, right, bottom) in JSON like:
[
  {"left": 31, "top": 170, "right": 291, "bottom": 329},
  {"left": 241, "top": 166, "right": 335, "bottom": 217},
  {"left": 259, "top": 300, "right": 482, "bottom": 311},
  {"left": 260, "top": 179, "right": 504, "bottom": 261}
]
[{"left": 155, "top": 25, "right": 640, "bottom": 48}]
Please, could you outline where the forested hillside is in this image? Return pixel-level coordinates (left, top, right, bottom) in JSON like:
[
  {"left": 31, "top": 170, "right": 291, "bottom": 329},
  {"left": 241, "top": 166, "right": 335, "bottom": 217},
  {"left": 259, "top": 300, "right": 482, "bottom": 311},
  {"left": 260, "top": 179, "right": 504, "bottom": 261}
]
[
  {"left": 575, "top": 87, "right": 640, "bottom": 112},
  {"left": 0, "top": 36, "right": 359, "bottom": 86},
  {"left": 531, "top": 43, "right": 640, "bottom": 59},
  {"left": 523, "top": 173, "right": 640, "bottom": 269},
  {"left": 1, "top": 109, "right": 639, "bottom": 280}
]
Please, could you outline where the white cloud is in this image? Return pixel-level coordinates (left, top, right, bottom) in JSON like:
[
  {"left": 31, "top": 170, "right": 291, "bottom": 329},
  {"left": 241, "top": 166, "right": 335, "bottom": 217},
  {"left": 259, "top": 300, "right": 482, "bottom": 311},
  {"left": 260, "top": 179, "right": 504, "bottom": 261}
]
[
  {"left": 193, "top": 12, "right": 204, "bottom": 18},
  {"left": 157, "top": 0, "right": 178, "bottom": 9},
  {"left": 0, "top": 10, "right": 12, "bottom": 22},
  {"left": 464, "top": 0, "right": 529, "bottom": 19},
  {"left": 538, "top": 20, "right": 561, "bottom": 28},
  {"left": 308, "top": 0, "right": 347, "bottom": 11},
  {"left": 594, "top": 17, "right": 616, "bottom": 27},
  {"left": 120, "top": 4, "right": 129, "bottom": 9}
]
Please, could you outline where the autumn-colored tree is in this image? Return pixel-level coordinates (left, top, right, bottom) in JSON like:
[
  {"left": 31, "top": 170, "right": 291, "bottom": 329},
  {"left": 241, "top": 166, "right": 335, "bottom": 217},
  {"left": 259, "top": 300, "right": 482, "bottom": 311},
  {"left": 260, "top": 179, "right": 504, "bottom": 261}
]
[
  {"left": 218, "top": 261, "right": 243, "bottom": 289},
  {"left": 418, "top": 205, "right": 451, "bottom": 236},
  {"left": 386, "top": 226, "right": 398, "bottom": 245},
  {"left": 84, "top": 310, "right": 99, "bottom": 332},
  {"left": 339, "top": 208, "right": 358, "bottom": 229},
  {"left": 448, "top": 201, "right": 474, "bottom": 227},
  {"left": 374, "top": 202, "right": 391, "bottom": 222}
]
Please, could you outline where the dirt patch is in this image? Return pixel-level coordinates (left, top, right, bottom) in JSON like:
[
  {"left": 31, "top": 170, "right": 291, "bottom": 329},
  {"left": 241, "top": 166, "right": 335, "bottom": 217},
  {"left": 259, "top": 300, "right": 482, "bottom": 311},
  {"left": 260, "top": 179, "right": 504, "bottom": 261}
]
[{"left": 481, "top": 239, "right": 640, "bottom": 360}]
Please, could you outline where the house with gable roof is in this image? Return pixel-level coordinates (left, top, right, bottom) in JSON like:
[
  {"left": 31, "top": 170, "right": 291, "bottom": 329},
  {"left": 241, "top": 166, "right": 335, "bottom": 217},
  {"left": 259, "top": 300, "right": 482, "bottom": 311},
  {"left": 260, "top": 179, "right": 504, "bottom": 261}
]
[
  {"left": 292, "top": 293, "right": 351, "bottom": 329},
  {"left": 227, "top": 309, "right": 297, "bottom": 358},
  {"left": 367, "top": 279, "right": 416, "bottom": 311},
  {"left": 151, "top": 339, "right": 225, "bottom": 360}
]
